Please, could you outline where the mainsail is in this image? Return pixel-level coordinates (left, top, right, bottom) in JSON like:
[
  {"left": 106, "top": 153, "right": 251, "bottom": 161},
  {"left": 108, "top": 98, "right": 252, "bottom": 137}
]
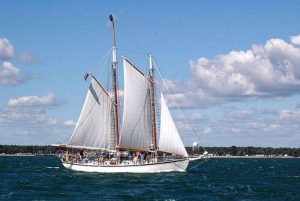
[
  {"left": 159, "top": 93, "right": 188, "bottom": 157},
  {"left": 68, "top": 77, "right": 114, "bottom": 150},
  {"left": 119, "top": 59, "right": 153, "bottom": 150}
]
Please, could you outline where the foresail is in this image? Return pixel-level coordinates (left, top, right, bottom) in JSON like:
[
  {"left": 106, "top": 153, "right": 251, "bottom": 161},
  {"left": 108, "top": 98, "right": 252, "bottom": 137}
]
[
  {"left": 119, "top": 59, "right": 153, "bottom": 150},
  {"left": 159, "top": 93, "right": 188, "bottom": 157},
  {"left": 68, "top": 77, "right": 114, "bottom": 150}
]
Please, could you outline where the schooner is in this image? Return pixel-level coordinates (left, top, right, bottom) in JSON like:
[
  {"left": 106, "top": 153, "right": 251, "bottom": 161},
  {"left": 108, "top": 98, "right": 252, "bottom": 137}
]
[{"left": 57, "top": 15, "right": 207, "bottom": 173}]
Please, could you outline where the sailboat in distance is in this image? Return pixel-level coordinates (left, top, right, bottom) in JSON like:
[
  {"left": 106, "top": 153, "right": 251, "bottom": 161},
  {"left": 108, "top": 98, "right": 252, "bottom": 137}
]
[{"left": 57, "top": 15, "right": 207, "bottom": 173}]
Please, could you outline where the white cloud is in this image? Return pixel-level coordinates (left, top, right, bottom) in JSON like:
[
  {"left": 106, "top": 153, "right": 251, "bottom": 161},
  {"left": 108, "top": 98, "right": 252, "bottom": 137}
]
[
  {"left": 0, "top": 93, "right": 60, "bottom": 125},
  {"left": 0, "top": 61, "right": 28, "bottom": 85},
  {"left": 203, "top": 127, "right": 212, "bottom": 134},
  {"left": 0, "top": 107, "right": 48, "bottom": 124},
  {"left": 227, "top": 110, "right": 252, "bottom": 119},
  {"left": 231, "top": 128, "right": 241, "bottom": 133},
  {"left": 0, "top": 95, "right": 71, "bottom": 145},
  {"left": 64, "top": 120, "right": 76, "bottom": 127},
  {"left": 47, "top": 118, "right": 58, "bottom": 125},
  {"left": 270, "top": 124, "right": 280, "bottom": 129},
  {"left": 191, "top": 38, "right": 300, "bottom": 98},
  {"left": 0, "top": 37, "right": 14, "bottom": 59},
  {"left": 162, "top": 35, "right": 300, "bottom": 109},
  {"left": 176, "top": 113, "right": 206, "bottom": 122},
  {"left": 159, "top": 79, "right": 182, "bottom": 93},
  {"left": 0, "top": 38, "right": 38, "bottom": 86},
  {"left": 291, "top": 34, "right": 300, "bottom": 46},
  {"left": 164, "top": 90, "right": 219, "bottom": 109},
  {"left": 8, "top": 93, "right": 58, "bottom": 107},
  {"left": 246, "top": 122, "right": 265, "bottom": 129},
  {"left": 278, "top": 109, "right": 300, "bottom": 122}
]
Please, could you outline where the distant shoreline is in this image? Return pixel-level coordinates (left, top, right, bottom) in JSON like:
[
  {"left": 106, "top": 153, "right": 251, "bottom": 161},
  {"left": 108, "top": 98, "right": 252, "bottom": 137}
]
[{"left": 209, "top": 155, "right": 299, "bottom": 159}]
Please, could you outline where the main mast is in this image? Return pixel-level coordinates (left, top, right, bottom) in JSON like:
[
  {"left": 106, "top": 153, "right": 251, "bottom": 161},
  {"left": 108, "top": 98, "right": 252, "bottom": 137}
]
[
  {"left": 109, "top": 15, "right": 119, "bottom": 149},
  {"left": 149, "top": 54, "right": 157, "bottom": 150}
]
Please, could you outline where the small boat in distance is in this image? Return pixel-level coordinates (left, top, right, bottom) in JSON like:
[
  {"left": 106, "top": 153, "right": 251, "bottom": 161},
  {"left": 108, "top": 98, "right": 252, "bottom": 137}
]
[{"left": 56, "top": 15, "right": 207, "bottom": 173}]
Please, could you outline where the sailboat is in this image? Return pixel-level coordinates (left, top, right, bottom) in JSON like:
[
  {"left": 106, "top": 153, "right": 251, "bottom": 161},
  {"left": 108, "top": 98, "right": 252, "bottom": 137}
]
[{"left": 57, "top": 15, "right": 207, "bottom": 173}]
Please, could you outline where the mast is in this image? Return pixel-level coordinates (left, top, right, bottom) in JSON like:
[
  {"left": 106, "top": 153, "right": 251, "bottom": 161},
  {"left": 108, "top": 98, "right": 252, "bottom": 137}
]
[
  {"left": 109, "top": 14, "right": 119, "bottom": 149},
  {"left": 149, "top": 54, "right": 157, "bottom": 150}
]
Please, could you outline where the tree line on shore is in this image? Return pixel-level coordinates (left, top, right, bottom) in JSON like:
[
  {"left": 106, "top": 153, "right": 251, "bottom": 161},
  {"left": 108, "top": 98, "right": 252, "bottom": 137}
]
[
  {"left": 1, "top": 145, "right": 300, "bottom": 157},
  {"left": 187, "top": 146, "right": 300, "bottom": 157}
]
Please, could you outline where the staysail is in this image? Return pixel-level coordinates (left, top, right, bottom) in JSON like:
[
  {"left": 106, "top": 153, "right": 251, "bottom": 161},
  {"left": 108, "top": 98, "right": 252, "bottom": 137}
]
[
  {"left": 159, "top": 93, "right": 188, "bottom": 157},
  {"left": 119, "top": 59, "right": 153, "bottom": 150},
  {"left": 68, "top": 77, "right": 114, "bottom": 150}
]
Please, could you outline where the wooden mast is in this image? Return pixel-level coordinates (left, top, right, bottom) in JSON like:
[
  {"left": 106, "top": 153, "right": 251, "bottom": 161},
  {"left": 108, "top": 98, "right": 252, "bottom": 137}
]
[
  {"left": 109, "top": 15, "right": 119, "bottom": 149},
  {"left": 149, "top": 54, "right": 157, "bottom": 150}
]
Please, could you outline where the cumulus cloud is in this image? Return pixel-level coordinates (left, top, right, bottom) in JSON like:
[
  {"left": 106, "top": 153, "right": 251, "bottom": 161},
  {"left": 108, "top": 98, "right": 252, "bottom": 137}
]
[
  {"left": 0, "top": 107, "right": 48, "bottom": 124},
  {"left": 64, "top": 120, "right": 76, "bottom": 127},
  {"left": 0, "top": 106, "right": 70, "bottom": 144},
  {"left": 162, "top": 35, "right": 300, "bottom": 109},
  {"left": 0, "top": 61, "right": 29, "bottom": 85},
  {"left": 0, "top": 37, "right": 14, "bottom": 59},
  {"left": 0, "top": 93, "right": 71, "bottom": 144},
  {"left": 190, "top": 38, "right": 300, "bottom": 97},
  {"left": 0, "top": 93, "right": 61, "bottom": 125},
  {"left": 0, "top": 38, "right": 38, "bottom": 86},
  {"left": 8, "top": 93, "right": 58, "bottom": 107},
  {"left": 0, "top": 93, "right": 59, "bottom": 133},
  {"left": 291, "top": 34, "right": 300, "bottom": 46}
]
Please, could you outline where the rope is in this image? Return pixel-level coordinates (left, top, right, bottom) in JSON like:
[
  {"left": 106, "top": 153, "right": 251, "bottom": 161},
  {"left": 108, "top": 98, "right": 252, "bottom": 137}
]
[
  {"left": 187, "top": 157, "right": 208, "bottom": 171},
  {"left": 89, "top": 48, "right": 112, "bottom": 77},
  {"left": 115, "top": 19, "right": 149, "bottom": 56}
]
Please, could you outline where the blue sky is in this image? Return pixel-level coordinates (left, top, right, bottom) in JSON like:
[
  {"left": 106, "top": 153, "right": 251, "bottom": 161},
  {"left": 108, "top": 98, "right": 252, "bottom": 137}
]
[{"left": 1, "top": 1, "right": 300, "bottom": 147}]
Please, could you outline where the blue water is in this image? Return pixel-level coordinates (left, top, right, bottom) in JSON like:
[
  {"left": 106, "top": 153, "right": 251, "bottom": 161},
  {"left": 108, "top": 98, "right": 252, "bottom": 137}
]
[{"left": 0, "top": 156, "right": 299, "bottom": 200}]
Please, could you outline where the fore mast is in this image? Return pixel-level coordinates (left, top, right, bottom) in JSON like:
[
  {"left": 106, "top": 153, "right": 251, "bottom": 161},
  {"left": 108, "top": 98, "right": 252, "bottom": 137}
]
[{"left": 109, "top": 15, "right": 120, "bottom": 150}]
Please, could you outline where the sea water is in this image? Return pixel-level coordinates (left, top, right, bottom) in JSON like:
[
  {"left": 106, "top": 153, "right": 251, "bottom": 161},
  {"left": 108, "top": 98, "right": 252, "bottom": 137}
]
[{"left": 0, "top": 156, "right": 299, "bottom": 200}]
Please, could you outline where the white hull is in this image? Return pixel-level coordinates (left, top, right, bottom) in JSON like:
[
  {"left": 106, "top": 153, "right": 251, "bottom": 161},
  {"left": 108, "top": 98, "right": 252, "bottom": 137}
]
[{"left": 62, "top": 159, "right": 189, "bottom": 173}]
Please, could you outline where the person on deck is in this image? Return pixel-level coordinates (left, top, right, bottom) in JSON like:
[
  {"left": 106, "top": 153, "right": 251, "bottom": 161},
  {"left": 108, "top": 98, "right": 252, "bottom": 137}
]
[
  {"left": 140, "top": 152, "right": 145, "bottom": 164},
  {"left": 79, "top": 149, "right": 84, "bottom": 160}
]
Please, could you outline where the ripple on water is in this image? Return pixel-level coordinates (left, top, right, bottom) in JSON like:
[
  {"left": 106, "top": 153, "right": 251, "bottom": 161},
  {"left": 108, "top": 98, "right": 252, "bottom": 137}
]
[{"left": 1, "top": 157, "right": 300, "bottom": 200}]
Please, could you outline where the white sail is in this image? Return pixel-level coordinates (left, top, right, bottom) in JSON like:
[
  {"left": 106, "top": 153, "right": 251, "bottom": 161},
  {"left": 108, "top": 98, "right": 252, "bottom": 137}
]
[
  {"left": 120, "top": 59, "right": 153, "bottom": 150},
  {"left": 68, "top": 77, "right": 114, "bottom": 150},
  {"left": 159, "top": 93, "right": 188, "bottom": 157}
]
